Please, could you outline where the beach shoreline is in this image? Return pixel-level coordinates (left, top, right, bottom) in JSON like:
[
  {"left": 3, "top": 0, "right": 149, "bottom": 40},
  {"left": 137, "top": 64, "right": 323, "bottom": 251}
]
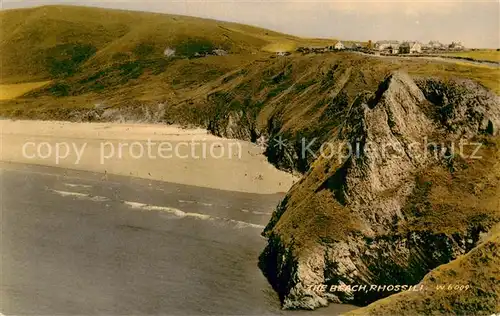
[{"left": 0, "top": 119, "right": 299, "bottom": 194}]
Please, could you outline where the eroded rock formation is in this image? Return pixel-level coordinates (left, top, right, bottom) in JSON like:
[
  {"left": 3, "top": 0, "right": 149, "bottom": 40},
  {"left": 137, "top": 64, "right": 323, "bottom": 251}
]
[{"left": 259, "top": 72, "right": 500, "bottom": 309}]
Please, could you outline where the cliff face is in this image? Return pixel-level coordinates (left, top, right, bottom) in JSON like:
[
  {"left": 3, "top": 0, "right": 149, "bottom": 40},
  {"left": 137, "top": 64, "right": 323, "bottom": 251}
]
[
  {"left": 258, "top": 72, "right": 500, "bottom": 309},
  {"left": 346, "top": 224, "right": 500, "bottom": 316}
]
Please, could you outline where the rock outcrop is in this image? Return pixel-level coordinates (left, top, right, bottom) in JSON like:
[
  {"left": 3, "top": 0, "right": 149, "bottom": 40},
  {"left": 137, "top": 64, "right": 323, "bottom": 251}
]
[
  {"left": 346, "top": 224, "right": 500, "bottom": 316},
  {"left": 69, "top": 103, "right": 167, "bottom": 123},
  {"left": 259, "top": 72, "right": 500, "bottom": 309}
]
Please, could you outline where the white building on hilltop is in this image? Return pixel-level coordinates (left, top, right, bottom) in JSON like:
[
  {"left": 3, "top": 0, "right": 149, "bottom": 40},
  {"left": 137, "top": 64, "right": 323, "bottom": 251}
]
[
  {"left": 334, "top": 41, "right": 345, "bottom": 50},
  {"left": 163, "top": 47, "right": 176, "bottom": 57}
]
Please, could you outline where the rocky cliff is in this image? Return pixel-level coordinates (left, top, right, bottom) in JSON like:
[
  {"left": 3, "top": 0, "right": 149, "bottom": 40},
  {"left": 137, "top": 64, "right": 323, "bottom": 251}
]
[
  {"left": 346, "top": 224, "right": 500, "bottom": 315},
  {"left": 258, "top": 72, "right": 500, "bottom": 309}
]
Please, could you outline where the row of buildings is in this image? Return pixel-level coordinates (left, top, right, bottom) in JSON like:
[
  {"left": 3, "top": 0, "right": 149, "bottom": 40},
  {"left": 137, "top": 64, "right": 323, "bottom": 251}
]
[
  {"left": 372, "top": 40, "right": 464, "bottom": 55},
  {"left": 295, "top": 41, "right": 360, "bottom": 54},
  {"left": 293, "top": 40, "right": 465, "bottom": 56}
]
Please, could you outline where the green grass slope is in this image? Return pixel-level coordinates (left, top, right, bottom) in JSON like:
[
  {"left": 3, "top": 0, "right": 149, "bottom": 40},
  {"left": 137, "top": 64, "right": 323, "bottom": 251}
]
[
  {"left": 1, "top": 52, "right": 499, "bottom": 144},
  {"left": 0, "top": 5, "right": 332, "bottom": 83}
]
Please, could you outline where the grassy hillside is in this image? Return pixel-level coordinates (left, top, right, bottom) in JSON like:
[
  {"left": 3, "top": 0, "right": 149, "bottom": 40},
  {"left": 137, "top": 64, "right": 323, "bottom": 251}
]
[
  {"left": 1, "top": 6, "right": 498, "bottom": 114},
  {"left": 1, "top": 51, "right": 499, "bottom": 152},
  {"left": 0, "top": 81, "right": 51, "bottom": 100},
  {"left": 439, "top": 50, "right": 500, "bottom": 63},
  {"left": 0, "top": 5, "right": 333, "bottom": 83}
]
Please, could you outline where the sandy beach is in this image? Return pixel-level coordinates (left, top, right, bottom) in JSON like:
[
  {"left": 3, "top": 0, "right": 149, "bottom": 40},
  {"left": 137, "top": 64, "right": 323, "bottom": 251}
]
[{"left": 0, "top": 120, "right": 298, "bottom": 194}]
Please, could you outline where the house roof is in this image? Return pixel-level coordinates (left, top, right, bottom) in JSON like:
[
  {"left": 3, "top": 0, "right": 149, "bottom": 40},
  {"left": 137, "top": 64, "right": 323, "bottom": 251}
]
[{"left": 375, "top": 40, "right": 400, "bottom": 45}]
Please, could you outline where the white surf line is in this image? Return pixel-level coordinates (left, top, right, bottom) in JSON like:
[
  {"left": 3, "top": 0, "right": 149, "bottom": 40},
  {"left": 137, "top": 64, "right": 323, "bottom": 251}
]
[
  {"left": 0, "top": 165, "right": 158, "bottom": 193},
  {"left": 64, "top": 183, "right": 92, "bottom": 189},
  {"left": 251, "top": 210, "right": 273, "bottom": 215},
  {"left": 179, "top": 201, "right": 268, "bottom": 215},
  {"left": 178, "top": 199, "right": 195, "bottom": 204},
  {"left": 0, "top": 165, "right": 128, "bottom": 186},
  {"left": 123, "top": 200, "right": 263, "bottom": 229},
  {"left": 124, "top": 201, "right": 212, "bottom": 220},
  {"left": 224, "top": 219, "right": 265, "bottom": 230},
  {"left": 50, "top": 189, "right": 110, "bottom": 202},
  {"left": 178, "top": 199, "right": 213, "bottom": 207},
  {"left": 241, "top": 209, "right": 272, "bottom": 216},
  {"left": 123, "top": 201, "right": 193, "bottom": 218},
  {"left": 50, "top": 189, "right": 87, "bottom": 198}
]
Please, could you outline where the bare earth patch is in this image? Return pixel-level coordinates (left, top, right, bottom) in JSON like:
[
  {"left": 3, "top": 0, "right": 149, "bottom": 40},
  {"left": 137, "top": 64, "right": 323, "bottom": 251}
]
[{"left": 0, "top": 81, "right": 51, "bottom": 100}]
